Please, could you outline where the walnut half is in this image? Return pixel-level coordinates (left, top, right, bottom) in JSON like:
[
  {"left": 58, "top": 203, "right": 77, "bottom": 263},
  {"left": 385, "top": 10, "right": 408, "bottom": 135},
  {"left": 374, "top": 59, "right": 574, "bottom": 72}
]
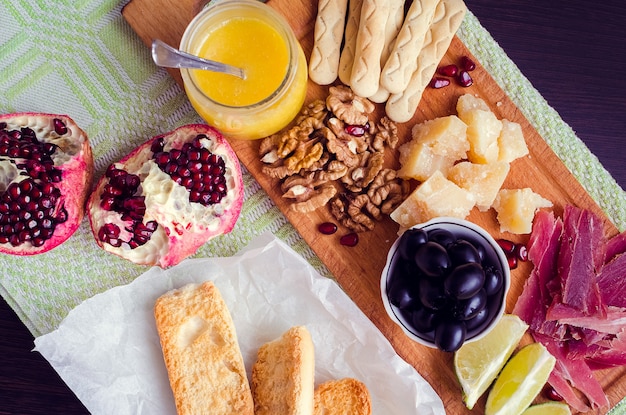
[{"left": 258, "top": 85, "right": 406, "bottom": 232}]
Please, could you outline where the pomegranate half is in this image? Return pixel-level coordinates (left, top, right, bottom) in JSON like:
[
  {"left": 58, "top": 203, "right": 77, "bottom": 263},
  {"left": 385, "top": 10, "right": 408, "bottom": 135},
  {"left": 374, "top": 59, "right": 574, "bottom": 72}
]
[
  {"left": 87, "top": 124, "right": 244, "bottom": 268},
  {"left": 0, "top": 113, "right": 93, "bottom": 255}
]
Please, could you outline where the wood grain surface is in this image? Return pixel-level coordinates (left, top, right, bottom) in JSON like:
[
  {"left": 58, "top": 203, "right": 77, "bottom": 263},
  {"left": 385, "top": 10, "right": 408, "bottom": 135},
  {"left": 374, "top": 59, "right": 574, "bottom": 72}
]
[
  {"left": 120, "top": 0, "right": 623, "bottom": 414},
  {"left": 1, "top": 2, "right": 625, "bottom": 415}
]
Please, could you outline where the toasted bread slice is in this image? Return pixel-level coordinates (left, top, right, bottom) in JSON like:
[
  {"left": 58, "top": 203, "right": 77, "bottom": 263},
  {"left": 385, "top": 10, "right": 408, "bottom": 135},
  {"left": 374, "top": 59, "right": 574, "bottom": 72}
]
[
  {"left": 251, "top": 326, "right": 315, "bottom": 415},
  {"left": 154, "top": 281, "right": 254, "bottom": 415},
  {"left": 314, "top": 378, "right": 372, "bottom": 415}
]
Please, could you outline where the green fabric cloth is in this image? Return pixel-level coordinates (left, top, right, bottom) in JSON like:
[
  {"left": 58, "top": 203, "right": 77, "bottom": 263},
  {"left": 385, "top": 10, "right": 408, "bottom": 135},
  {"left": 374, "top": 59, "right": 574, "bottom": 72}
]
[{"left": 1, "top": 1, "right": 624, "bottom": 412}]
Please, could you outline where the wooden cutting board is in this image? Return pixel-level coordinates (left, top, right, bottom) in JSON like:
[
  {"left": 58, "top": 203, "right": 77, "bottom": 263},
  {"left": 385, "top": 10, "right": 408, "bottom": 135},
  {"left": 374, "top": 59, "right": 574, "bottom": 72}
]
[{"left": 122, "top": 0, "right": 623, "bottom": 413}]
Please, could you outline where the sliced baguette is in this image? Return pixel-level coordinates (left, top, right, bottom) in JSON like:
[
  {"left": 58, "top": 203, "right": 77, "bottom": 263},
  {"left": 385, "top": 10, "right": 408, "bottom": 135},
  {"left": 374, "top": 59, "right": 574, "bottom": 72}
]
[
  {"left": 313, "top": 378, "right": 372, "bottom": 415},
  {"left": 251, "top": 326, "right": 315, "bottom": 415},
  {"left": 154, "top": 281, "right": 254, "bottom": 415}
]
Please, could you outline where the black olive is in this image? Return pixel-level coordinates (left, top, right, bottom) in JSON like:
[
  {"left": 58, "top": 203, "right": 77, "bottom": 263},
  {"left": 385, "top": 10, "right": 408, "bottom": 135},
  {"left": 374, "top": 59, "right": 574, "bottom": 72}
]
[
  {"left": 398, "top": 228, "right": 428, "bottom": 260},
  {"left": 465, "top": 307, "right": 490, "bottom": 333},
  {"left": 452, "top": 289, "right": 487, "bottom": 321},
  {"left": 444, "top": 262, "right": 485, "bottom": 299},
  {"left": 414, "top": 241, "right": 451, "bottom": 277},
  {"left": 447, "top": 239, "right": 481, "bottom": 266},
  {"left": 435, "top": 320, "right": 467, "bottom": 352},
  {"left": 483, "top": 265, "right": 504, "bottom": 296},
  {"left": 418, "top": 278, "right": 449, "bottom": 310},
  {"left": 462, "top": 235, "right": 488, "bottom": 262},
  {"left": 411, "top": 306, "right": 438, "bottom": 333},
  {"left": 388, "top": 277, "right": 419, "bottom": 310},
  {"left": 427, "top": 228, "right": 455, "bottom": 247}
]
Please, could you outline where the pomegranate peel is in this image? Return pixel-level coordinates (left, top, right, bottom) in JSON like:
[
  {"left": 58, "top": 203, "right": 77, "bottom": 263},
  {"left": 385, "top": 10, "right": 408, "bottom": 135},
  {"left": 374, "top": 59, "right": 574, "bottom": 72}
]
[
  {"left": 0, "top": 112, "right": 93, "bottom": 255},
  {"left": 87, "top": 124, "right": 244, "bottom": 268}
]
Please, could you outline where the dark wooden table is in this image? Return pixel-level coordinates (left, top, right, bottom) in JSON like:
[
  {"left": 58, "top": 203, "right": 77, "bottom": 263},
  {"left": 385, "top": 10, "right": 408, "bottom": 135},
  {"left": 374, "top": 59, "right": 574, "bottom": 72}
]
[{"left": 1, "top": 1, "right": 624, "bottom": 414}]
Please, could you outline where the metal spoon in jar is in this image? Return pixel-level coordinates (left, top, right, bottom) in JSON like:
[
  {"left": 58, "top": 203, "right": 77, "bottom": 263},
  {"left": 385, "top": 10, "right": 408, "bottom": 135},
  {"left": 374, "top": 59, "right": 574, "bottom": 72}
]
[{"left": 151, "top": 39, "right": 246, "bottom": 80}]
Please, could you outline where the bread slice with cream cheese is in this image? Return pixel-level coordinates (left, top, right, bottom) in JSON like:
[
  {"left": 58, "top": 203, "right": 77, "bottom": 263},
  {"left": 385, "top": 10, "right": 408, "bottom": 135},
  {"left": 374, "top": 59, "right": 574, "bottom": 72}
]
[{"left": 154, "top": 281, "right": 254, "bottom": 415}]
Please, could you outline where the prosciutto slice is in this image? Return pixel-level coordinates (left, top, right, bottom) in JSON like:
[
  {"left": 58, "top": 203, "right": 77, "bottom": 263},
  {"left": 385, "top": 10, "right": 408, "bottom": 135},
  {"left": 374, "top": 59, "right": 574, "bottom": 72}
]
[
  {"left": 597, "top": 253, "right": 626, "bottom": 307},
  {"left": 513, "top": 205, "right": 626, "bottom": 412},
  {"left": 556, "top": 206, "right": 605, "bottom": 318}
]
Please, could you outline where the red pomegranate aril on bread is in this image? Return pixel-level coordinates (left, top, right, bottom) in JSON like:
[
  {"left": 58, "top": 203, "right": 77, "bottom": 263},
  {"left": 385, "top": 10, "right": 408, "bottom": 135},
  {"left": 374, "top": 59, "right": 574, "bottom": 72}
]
[
  {"left": 0, "top": 113, "right": 93, "bottom": 255},
  {"left": 87, "top": 124, "right": 244, "bottom": 268}
]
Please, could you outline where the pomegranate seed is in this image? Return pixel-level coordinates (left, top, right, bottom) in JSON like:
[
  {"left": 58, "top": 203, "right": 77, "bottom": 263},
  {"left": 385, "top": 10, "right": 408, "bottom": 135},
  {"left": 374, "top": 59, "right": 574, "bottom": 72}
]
[
  {"left": 507, "top": 255, "right": 518, "bottom": 270},
  {"left": 188, "top": 149, "right": 201, "bottom": 161},
  {"left": 199, "top": 149, "right": 211, "bottom": 162},
  {"left": 100, "top": 197, "right": 116, "bottom": 211},
  {"left": 103, "top": 184, "right": 122, "bottom": 197},
  {"left": 102, "top": 223, "right": 120, "bottom": 238},
  {"left": 318, "top": 222, "right": 338, "bottom": 235},
  {"left": 108, "top": 238, "right": 122, "bottom": 248},
  {"left": 496, "top": 239, "right": 516, "bottom": 255},
  {"left": 189, "top": 191, "right": 201, "bottom": 203},
  {"left": 150, "top": 138, "right": 164, "bottom": 154},
  {"left": 429, "top": 77, "right": 450, "bottom": 89},
  {"left": 345, "top": 124, "right": 366, "bottom": 137},
  {"left": 55, "top": 207, "right": 68, "bottom": 223},
  {"left": 544, "top": 386, "right": 564, "bottom": 401},
  {"left": 16, "top": 196, "right": 30, "bottom": 208},
  {"left": 7, "top": 184, "right": 21, "bottom": 199},
  {"left": 192, "top": 135, "right": 205, "bottom": 148},
  {"left": 340, "top": 232, "right": 359, "bottom": 247},
  {"left": 515, "top": 243, "right": 529, "bottom": 262},
  {"left": 53, "top": 118, "right": 68, "bottom": 135},
  {"left": 41, "top": 182, "right": 55, "bottom": 195},
  {"left": 438, "top": 64, "right": 458, "bottom": 77},
  {"left": 145, "top": 221, "right": 158, "bottom": 232},
  {"left": 164, "top": 162, "right": 178, "bottom": 175},
  {"left": 31, "top": 237, "right": 45, "bottom": 247},
  {"left": 180, "top": 177, "right": 193, "bottom": 188},
  {"left": 42, "top": 142, "right": 57, "bottom": 156},
  {"left": 215, "top": 183, "right": 226, "bottom": 194},
  {"left": 124, "top": 174, "right": 140, "bottom": 190},
  {"left": 460, "top": 56, "right": 476, "bottom": 71},
  {"left": 8, "top": 146, "right": 20, "bottom": 158},
  {"left": 133, "top": 234, "right": 149, "bottom": 245},
  {"left": 178, "top": 167, "right": 191, "bottom": 178},
  {"left": 170, "top": 149, "right": 182, "bottom": 161},
  {"left": 457, "top": 71, "right": 473, "bottom": 87}
]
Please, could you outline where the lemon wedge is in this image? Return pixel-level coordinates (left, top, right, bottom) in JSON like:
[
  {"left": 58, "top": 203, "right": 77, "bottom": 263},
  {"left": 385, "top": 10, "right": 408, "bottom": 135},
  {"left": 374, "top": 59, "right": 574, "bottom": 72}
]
[
  {"left": 454, "top": 314, "right": 529, "bottom": 409},
  {"left": 522, "top": 402, "right": 571, "bottom": 415},
  {"left": 485, "top": 342, "right": 556, "bottom": 415}
]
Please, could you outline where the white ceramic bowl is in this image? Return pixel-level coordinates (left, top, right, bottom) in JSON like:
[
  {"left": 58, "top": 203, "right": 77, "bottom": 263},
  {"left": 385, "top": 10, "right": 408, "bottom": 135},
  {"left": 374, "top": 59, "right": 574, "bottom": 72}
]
[{"left": 380, "top": 217, "right": 511, "bottom": 351}]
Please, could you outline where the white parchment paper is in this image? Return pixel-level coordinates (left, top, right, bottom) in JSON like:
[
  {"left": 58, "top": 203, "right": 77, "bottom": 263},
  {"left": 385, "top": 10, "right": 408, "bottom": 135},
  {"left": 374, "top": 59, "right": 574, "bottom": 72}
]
[{"left": 34, "top": 233, "right": 445, "bottom": 414}]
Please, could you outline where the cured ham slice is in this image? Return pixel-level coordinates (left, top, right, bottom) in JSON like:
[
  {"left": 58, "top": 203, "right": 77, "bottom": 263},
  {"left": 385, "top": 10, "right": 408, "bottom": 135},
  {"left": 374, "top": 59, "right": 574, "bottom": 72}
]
[
  {"left": 597, "top": 252, "right": 626, "bottom": 307},
  {"left": 513, "top": 210, "right": 562, "bottom": 327},
  {"left": 556, "top": 206, "right": 605, "bottom": 318},
  {"left": 514, "top": 205, "right": 626, "bottom": 412}
]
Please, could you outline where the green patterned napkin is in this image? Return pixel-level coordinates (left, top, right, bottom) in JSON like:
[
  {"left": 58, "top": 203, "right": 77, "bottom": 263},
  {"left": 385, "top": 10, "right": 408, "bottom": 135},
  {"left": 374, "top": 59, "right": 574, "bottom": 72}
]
[{"left": 1, "top": 1, "right": 625, "bottom": 412}]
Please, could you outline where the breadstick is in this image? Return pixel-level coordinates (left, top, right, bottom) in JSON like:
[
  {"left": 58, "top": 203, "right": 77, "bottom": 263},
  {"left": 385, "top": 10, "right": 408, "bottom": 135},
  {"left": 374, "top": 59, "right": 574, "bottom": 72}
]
[
  {"left": 350, "top": 0, "right": 390, "bottom": 98},
  {"left": 368, "top": 0, "right": 405, "bottom": 103},
  {"left": 380, "top": 0, "right": 440, "bottom": 94},
  {"left": 386, "top": 0, "right": 467, "bottom": 122},
  {"left": 309, "top": 0, "right": 349, "bottom": 85},
  {"left": 338, "top": 0, "right": 363, "bottom": 86}
]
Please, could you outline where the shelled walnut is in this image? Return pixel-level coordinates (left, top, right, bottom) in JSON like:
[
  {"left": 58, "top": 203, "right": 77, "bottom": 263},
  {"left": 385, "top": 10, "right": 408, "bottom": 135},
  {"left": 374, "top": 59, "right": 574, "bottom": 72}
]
[{"left": 258, "top": 85, "right": 408, "bottom": 232}]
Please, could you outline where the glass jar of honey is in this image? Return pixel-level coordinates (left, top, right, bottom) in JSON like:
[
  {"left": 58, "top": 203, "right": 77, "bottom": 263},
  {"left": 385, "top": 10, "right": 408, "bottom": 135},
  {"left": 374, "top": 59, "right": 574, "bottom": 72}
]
[{"left": 180, "top": 0, "right": 308, "bottom": 140}]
